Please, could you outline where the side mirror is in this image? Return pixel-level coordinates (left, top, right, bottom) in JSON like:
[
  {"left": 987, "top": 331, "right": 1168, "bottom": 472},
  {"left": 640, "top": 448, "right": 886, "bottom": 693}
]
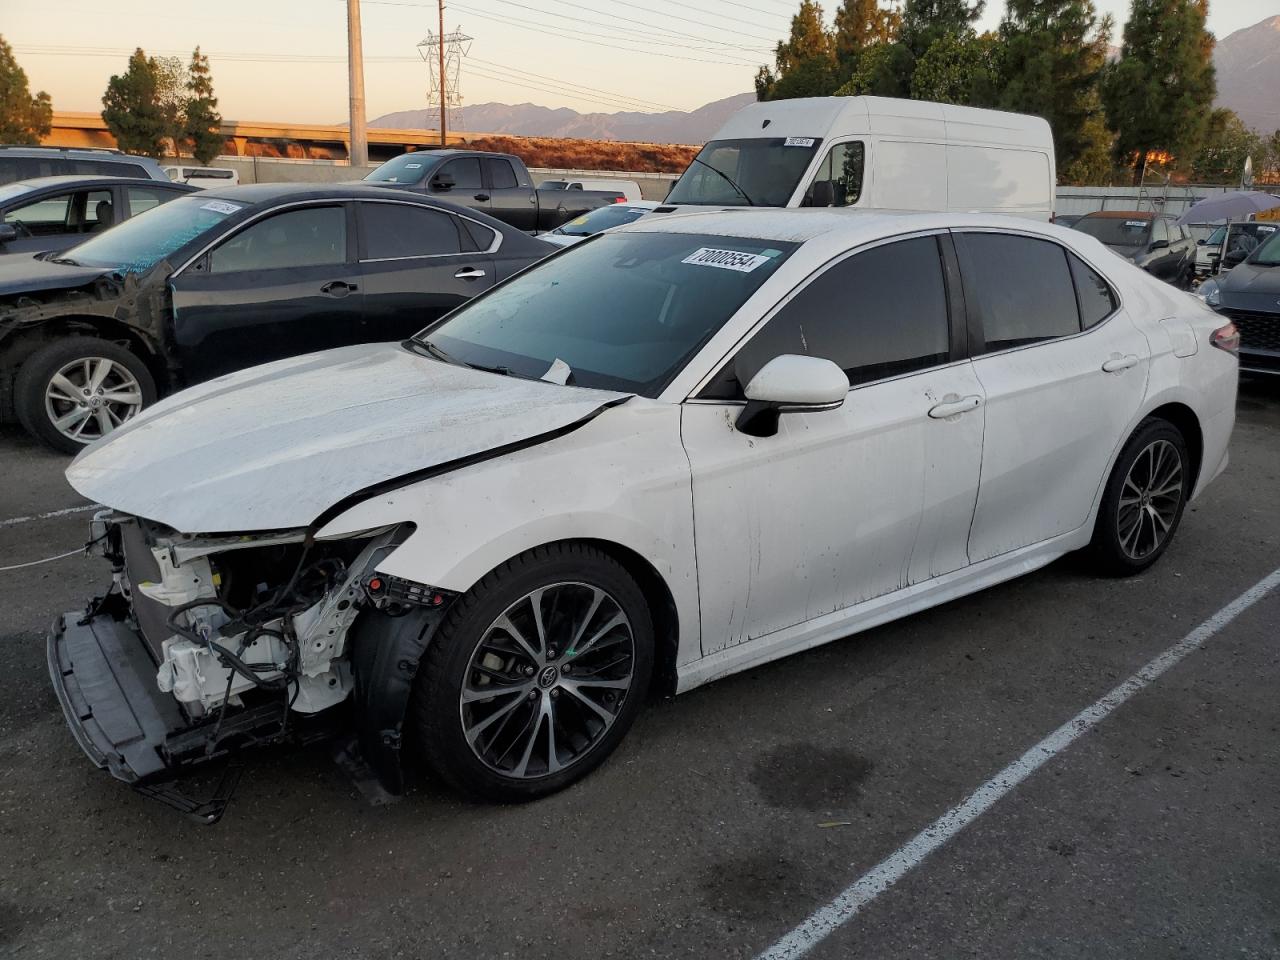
[
  {"left": 1150, "top": 238, "right": 1169, "bottom": 250},
  {"left": 430, "top": 174, "right": 455, "bottom": 191},
  {"left": 736, "top": 354, "right": 847, "bottom": 437},
  {"left": 808, "top": 180, "right": 835, "bottom": 207},
  {"left": 1196, "top": 238, "right": 1206, "bottom": 245},
  {"left": 0, "top": 223, "right": 16, "bottom": 244}
]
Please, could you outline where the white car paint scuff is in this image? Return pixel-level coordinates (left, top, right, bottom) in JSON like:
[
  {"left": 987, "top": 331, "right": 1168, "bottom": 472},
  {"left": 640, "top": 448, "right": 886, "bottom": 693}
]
[{"left": 66, "top": 343, "right": 628, "bottom": 534}]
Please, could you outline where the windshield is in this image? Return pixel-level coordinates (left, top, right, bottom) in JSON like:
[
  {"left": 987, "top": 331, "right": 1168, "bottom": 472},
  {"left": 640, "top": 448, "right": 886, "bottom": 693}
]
[
  {"left": 364, "top": 153, "right": 437, "bottom": 184},
  {"left": 665, "top": 137, "right": 822, "bottom": 207},
  {"left": 1073, "top": 216, "right": 1152, "bottom": 248},
  {"left": 61, "top": 195, "right": 245, "bottom": 272},
  {"left": 1248, "top": 230, "right": 1280, "bottom": 266},
  {"left": 417, "top": 231, "right": 797, "bottom": 396},
  {"left": 540, "top": 180, "right": 568, "bottom": 190},
  {"left": 1206, "top": 225, "right": 1226, "bottom": 245},
  {"left": 553, "top": 205, "right": 653, "bottom": 237}
]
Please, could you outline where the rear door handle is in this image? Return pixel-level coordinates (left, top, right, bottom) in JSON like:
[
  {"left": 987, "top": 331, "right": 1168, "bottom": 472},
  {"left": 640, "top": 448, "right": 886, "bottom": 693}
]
[
  {"left": 454, "top": 267, "right": 487, "bottom": 280},
  {"left": 928, "top": 394, "right": 983, "bottom": 419},
  {"left": 320, "top": 280, "right": 358, "bottom": 297},
  {"left": 1101, "top": 354, "right": 1139, "bottom": 373}
]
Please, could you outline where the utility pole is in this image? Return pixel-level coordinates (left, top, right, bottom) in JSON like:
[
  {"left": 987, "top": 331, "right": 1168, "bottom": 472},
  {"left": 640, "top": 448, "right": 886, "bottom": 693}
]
[
  {"left": 438, "top": 0, "right": 447, "bottom": 146},
  {"left": 347, "top": 0, "right": 369, "bottom": 167}
]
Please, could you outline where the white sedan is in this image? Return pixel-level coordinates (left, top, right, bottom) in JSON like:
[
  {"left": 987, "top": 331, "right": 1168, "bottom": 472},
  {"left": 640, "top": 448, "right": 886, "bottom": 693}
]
[{"left": 53, "top": 210, "right": 1238, "bottom": 810}]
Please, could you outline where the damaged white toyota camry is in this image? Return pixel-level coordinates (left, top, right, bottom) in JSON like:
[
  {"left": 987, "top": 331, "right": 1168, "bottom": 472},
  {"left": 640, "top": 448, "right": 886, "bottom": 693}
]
[{"left": 53, "top": 209, "right": 1238, "bottom": 818}]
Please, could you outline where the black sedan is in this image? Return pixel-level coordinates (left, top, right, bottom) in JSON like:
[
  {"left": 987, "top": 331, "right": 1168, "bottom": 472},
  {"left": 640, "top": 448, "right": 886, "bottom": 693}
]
[
  {"left": 1203, "top": 227, "right": 1280, "bottom": 376},
  {"left": 1071, "top": 211, "right": 1196, "bottom": 287},
  {"left": 0, "top": 184, "right": 554, "bottom": 451},
  {"left": 0, "top": 176, "right": 194, "bottom": 257}
]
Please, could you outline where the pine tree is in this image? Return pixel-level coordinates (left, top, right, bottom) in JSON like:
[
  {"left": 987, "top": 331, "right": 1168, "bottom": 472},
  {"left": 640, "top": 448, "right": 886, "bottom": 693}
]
[
  {"left": 1190, "top": 109, "right": 1262, "bottom": 185},
  {"left": 832, "top": 0, "right": 902, "bottom": 65},
  {"left": 756, "top": 1, "right": 839, "bottom": 101},
  {"left": 899, "top": 0, "right": 984, "bottom": 59},
  {"left": 101, "top": 49, "right": 169, "bottom": 159},
  {"left": 184, "top": 47, "right": 223, "bottom": 164},
  {"left": 0, "top": 35, "right": 53, "bottom": 144},
  {"left": 997, "top": 0, "right": 1112, "bottom": 185},
  {"left": 911, "top": 31, "right": 1000, "bottom": 106},
  {"left": 1102, "top": 0, "right": 1215, "bottom": 183}
]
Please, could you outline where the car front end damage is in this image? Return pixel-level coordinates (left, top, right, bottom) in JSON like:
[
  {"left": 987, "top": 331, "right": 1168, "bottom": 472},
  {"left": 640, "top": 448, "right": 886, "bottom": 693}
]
[{"left": 49, "top": 511, "right": 452, "bottom": 821}]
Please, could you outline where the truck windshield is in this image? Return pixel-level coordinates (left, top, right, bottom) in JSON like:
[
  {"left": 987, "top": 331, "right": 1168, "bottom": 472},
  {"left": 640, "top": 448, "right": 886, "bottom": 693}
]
[
  {"left": 416, "top": 231, "right": 797, "bottom": 396},
  {"left": 60, "top": 195, "right": 243, "bottom": 273},
  {"left": 365, "top": 153, "right": 438, "bottom": 184},
  {"left": 665, "top": 138, "right": 822, "bottom": 207}
]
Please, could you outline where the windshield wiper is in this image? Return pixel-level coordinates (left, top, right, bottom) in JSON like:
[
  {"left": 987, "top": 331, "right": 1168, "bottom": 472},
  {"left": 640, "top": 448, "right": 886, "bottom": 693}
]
[
  {"left": 49, "top": 256, "right": 80, "bottom": 266},
  {"left": 411, "top": 338, "right": 524, "bottom": 378},
  {"left": 690, "top": 157, "right": 756, "bottom": 206}
]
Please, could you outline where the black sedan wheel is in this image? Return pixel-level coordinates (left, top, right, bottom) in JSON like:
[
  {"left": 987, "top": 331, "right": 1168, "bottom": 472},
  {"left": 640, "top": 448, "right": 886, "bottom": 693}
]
[{"left": 411, "top": 543, "right": 654, "bottom": 801}]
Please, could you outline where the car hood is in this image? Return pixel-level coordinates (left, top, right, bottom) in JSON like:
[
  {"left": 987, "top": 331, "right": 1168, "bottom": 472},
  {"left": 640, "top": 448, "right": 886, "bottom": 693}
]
[
  {"left": 1219, "top": 262, "right": 1280, "bottom": 312},
  {"left": 67, "top": 342, "right": 629, "bottom": 533},
  {"left": 0, "top": 254, "right": 117, "bottom": 298}
]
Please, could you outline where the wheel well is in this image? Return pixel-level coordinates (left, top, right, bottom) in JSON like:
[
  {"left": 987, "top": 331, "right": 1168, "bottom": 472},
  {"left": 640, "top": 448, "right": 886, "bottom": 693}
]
[
  {"left": 3, "top": 316, "right": 166, "bottom": 390},
  {"left": 1145, "top": 402, "right": 1203, "bottom": 489}
]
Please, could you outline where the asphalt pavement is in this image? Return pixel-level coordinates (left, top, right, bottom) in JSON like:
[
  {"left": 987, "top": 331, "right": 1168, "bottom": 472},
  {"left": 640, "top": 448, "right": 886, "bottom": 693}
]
[{"left": 1, "top": 380, "right": 1277, "bottom": 959}]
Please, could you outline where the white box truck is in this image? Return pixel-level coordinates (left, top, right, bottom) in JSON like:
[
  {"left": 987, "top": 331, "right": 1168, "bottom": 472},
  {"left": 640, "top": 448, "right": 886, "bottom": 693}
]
[{"left": 662, "top": 96, "right": 1056, "bottom": 221}]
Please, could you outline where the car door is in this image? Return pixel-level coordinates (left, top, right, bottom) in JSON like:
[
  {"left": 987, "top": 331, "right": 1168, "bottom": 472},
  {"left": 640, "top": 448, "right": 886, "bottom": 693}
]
[
  {"left": 0, "top": 186, "right": 113, "bottom": 255},
  {"left": 955, "top": 230, "right": 1150, "bottom": 563},
  {"left": 168, "top": 202, "right": 363, "bottom": 383},
  {"left": 356, "top": 199, "right": 496, "bottom": 342},
  {"left": 483, "top": 156, "right": 537, "bottom": 232},
  {"left": 681, "top": 233, "right": 986, "bottom": 655},
  {"left": 425, "top": 157, "right": 490, "bottom": 214},
  {"left": 1147, "top": 218, "right": 1178, "bottom": 280}
]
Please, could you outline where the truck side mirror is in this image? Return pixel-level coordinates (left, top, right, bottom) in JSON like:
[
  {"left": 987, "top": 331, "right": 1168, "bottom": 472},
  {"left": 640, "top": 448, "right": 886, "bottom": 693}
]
[{"left": 431, "top": 174, "right": 455, "bottom": 191}]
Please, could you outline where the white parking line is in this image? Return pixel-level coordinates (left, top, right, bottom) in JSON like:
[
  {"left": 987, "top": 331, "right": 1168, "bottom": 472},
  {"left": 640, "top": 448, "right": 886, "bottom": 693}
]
[
  {"left": 0, "top": 504, "right": 98, "bottom": 529},
  {"left": 757, "top": 566, "right": 1280, "bottom": 960}
]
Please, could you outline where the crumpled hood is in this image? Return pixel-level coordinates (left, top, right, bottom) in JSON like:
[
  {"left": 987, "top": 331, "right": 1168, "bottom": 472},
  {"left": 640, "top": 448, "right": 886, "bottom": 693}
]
[
  {"left": 67, "top": 342, "right": 628, "bottom": 533},
  {"left": 0, "top": 254, "right": 117, "bottom": 299}
]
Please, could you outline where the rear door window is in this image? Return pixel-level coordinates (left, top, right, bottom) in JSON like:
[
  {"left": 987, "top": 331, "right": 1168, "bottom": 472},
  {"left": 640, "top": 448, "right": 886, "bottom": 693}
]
[
  {"left": 955, "top": 233, "right": 1080, "bottom": 352},
  {"left": 484, "top": 157, "right": 519, "bottom": 190},
  {"left": 210, "top": 205, "right": 346, "bottom": 273},
  {"left": 705, "top": 235, "right": 951, "bottom": 398},
  {"left": 360, "top": 202, "right": 464, "bottom": 259},
  {"left": 127, "top": 186, "right": 176, "bottom": 217}
]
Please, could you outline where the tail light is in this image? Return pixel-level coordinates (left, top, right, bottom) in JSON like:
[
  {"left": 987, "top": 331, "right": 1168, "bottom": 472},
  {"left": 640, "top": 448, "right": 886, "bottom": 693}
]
[
  {"left": 1210, "top": 321, "right": 1240, "bottom": 354},
  {"left": 613, "top": 196, "right": 626, "bottom": 203}
]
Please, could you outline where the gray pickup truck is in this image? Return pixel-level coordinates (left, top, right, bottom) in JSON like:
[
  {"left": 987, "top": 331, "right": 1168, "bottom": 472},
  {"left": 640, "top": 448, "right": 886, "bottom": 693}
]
[{"left": 364, "top": 150, "right": 623, "bottom": 233}]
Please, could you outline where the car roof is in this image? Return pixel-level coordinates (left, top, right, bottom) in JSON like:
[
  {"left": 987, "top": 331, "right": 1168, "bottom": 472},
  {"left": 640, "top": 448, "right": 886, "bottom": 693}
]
[
  {"left": 196, "top": 181, "right": 484, "bottom": 204},
  {"left": 1077, "top": 210, "right": 1165, "bottom": 221},
  {"left": 0, "top": 145, "right": 159, "bottom": 162},
  {"left": 2, "top": 175, "right": 186, "bottom": 192}
]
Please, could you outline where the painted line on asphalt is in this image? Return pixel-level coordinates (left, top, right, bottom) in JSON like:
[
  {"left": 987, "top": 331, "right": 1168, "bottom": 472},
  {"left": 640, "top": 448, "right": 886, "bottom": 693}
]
[
  {"left": 0, "top": 504, "right": 98, "bottom": 529},
  {"left": 757, "top": 565, "right": 1280, "bottom": 960}
]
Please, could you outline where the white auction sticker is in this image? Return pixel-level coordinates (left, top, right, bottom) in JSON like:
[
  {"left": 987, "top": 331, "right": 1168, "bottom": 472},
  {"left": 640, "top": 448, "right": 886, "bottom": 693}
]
[
  {"left": 201, "top": 200, "right": 244, "bottom": 215},
  {"left": 1125, "top": 220, "right": 1147, "bottom": 227},
  {"left": 404, "top": 162, "right": 422, "bottom": 169},
  {"left": 784, "top": 137, "right": 815, "bottom": 147},
  {"left": 682, "top": 247, "right": 771, "bottom": 273}
]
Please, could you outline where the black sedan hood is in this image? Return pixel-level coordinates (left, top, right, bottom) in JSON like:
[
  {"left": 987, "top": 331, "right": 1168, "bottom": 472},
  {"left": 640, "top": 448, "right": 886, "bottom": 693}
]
[
  {"left": 1219, "top": 262, "right": 1280, "bottom": 313},
  {"left": 0, "top": 255, "right": 117, "bottom": 299}
]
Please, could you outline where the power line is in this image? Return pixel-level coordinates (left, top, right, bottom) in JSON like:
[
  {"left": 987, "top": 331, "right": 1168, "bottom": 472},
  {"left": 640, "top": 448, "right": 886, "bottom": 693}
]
[
  {"left": 466, "top": 57, "right": 680, "bottom": 111},
  {"left": 540, "top": 0, "right": 780, "bottom": 44},
  {"left": 465, "top": 65, "right": 672, "bottom": 113}
]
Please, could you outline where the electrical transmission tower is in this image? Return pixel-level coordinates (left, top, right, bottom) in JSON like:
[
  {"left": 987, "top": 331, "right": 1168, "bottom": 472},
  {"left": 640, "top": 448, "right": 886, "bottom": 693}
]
[{"left": 418, "top": 15, "right": 471, "bottom": 144}]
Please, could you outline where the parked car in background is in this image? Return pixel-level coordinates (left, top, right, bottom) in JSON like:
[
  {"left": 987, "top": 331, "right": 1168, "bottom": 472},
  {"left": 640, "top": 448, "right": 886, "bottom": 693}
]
[
  {"left": 662, "top": 96, "right": 1056, "bottom": 220},
  {"left": 0, "top": 146, "right": 167, "bottom": 185},
  {"left": 539, "top": 178, "right": 643, "bottom": 202},
  {"left": 1200, "top": 228, "right": 1280, "bottom": 376},
  {"left": 1071, "top": 211, "right": 1196, "bottom": 287},
  {"left": 364, "top": 150, "right": 622, "bottom": 232},
  {"left": 0, "top": 183, "right": 552, "bottom": 451},
  {"left": 0, "top": 177, "right": 194, "bottom": 257},
  {"left": 162, "top": 165, "right": 240, "bottom": 188},
  {"left": 540, "top": 200, "right": 661, "bottom": 247},
  {"left": 1054, "top": 213, "right": 1083, "bottom": 228},
  {"left": 1194, "top": 221, "right": 1277, "bottom": 278},
  {"left": 52, "top": 210, "right": 1235, "bottom": 814}
]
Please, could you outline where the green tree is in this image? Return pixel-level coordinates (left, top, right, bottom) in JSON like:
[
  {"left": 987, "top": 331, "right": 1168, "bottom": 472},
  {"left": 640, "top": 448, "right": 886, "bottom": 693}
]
[
  {"left": 899, "top": 0, "right": 984, "bottom": 59},
  {"left": 183, "top": 47, "right": 223, "bottom": 164},
  {"left": 0, "top": 35, "right": 53, "bottom": 144},
  {"left": 1189, "top": 109, "right": 1262, "bottom": 184},
  {"left": 832, "top": 0, "right": 902, "bottom": 66},
  {"left": 756, "top": 1, "right": 839, "bottom": 101},
  {"left": 834, "top": 40, "right": 913, "bottom": 96},
  {"left": 1102, "top": 0, "right": 1215, "bottom": 184},
  {"left": 910, "top": 31, "right": 1000, "bottom": 105},
  {"left": 997, "top": 0, "right": 1112, "bottom": 185},
  {"left": 101, "top": 49, "right": 169, "bottom": 158}
]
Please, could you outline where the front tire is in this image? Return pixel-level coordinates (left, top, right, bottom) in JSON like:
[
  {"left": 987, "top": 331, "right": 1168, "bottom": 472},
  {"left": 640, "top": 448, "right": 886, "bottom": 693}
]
[
  {"left": 411, "top": 543, "right": 654, "bottom": 802},
  {"left": 1089, "top": 419, "right": 1190, "bottom": 576},
  {"left": 14, "top": 337, "right": 156, "bottom": 454}
]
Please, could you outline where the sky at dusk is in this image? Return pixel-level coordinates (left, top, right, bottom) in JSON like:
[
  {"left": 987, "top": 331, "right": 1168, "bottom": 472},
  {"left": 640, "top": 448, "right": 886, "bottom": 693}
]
[{"left": 5, "top": 0, "right": 1277, "bottom": 124}]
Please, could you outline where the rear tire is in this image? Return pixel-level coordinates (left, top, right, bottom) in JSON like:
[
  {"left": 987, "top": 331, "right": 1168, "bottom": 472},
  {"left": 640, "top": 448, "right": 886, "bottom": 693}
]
[
  {"left": 410, "top": 543, "right": 654, "bottom": 802},
  {"left": 14, "top": 337, "right": 155, "bottom": 454},
  {"left": 1088, "top": 418, "right": 1190, "bottom": 577}
]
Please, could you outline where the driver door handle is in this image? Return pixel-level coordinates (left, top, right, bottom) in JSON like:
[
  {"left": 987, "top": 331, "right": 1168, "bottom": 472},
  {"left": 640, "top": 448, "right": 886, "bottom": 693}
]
[
  {"left": 473, "top": 193, "right": 490, "bottom": 201},
  {"left": 320, "top": 280, "right": 358, "bottom": 297},
  {"left": 928, "top": 394, "right": 984, "bottom": 419},
  {"left": 454, "top": 267, "right": 487, "bottom": 280},
  {"left": 1101, "top": 354, "right": 1139, "bottom": 373}
]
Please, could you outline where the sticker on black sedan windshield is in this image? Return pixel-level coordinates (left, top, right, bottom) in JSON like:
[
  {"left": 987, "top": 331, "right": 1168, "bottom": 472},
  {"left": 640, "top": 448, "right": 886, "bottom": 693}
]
[
  {"left": 200, "top": 200, "right": 243, "bottom": 215},
  {"left": 682, "top": 247, "right": 772, "bottom": 273}
]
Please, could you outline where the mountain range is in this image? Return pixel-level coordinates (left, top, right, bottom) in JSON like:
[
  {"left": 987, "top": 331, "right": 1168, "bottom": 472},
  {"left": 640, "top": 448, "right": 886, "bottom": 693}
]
[{"left": 370, "top": 16, "right": 1279, "bottom": 144}]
